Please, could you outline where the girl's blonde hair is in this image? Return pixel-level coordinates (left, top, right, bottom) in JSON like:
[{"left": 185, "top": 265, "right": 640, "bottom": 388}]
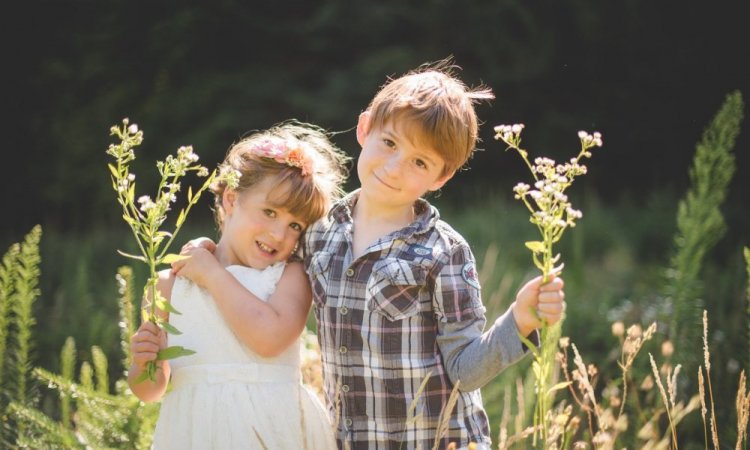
[{"left": 211, "top": 120, "right": 350, "bottom": 229}]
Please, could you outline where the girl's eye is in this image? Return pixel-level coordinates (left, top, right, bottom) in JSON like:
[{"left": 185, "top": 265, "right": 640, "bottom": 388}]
[
  {"left": 263, "top": 209, "right": 276, "bottom": 218},
  {"left": 290, "top": 223, "right": 304, "bottom": 232}
]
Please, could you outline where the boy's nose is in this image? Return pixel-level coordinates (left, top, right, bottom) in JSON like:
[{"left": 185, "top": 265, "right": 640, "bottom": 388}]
[{"left": 384, "top": 154, "right": 404, "bottom": 175}]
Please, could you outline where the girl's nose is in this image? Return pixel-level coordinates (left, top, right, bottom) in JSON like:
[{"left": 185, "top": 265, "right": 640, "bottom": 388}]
[{"left": 268, "top": 222, "right": 286, "bottom": 241}]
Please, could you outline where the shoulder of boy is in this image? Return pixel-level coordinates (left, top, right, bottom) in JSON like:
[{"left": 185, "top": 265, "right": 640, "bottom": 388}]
[
  {"left": 460, "top": 260, "right": 480, "bottom": 291},
  {"left": 433, "top": 220, "right": 481, "bottom": 292}
]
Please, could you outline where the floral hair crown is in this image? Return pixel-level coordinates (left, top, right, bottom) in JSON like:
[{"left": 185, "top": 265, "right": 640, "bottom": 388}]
[{"left": 253, "top": 138, "right": 315, "bottom": 176}]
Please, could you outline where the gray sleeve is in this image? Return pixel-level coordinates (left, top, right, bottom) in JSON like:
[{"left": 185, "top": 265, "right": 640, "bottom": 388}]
[{"left": 436, "top": 308, "right": 539, "bottom": 392}]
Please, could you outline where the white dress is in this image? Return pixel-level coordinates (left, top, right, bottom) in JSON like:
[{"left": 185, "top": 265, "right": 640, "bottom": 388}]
[{"left": 151, "top": 262, "right": 335, "bottom": 450}]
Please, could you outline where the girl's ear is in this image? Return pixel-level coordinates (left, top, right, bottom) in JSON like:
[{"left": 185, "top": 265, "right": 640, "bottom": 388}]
[
  {"left": 356, "top": 111, "right": 371, "bottom": 146},
  {"left": 222, "top": 189, "right": 237, "bottom": 216}
]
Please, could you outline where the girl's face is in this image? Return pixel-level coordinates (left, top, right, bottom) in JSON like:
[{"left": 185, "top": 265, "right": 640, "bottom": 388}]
[{"left": 217, "top": 176, "right": 307, "bottom": 269}]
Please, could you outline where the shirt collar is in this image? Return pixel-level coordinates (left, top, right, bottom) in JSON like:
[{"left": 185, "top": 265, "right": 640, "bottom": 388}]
[{"left": 329, "top": 189, "right": 440, "bottom": 237}]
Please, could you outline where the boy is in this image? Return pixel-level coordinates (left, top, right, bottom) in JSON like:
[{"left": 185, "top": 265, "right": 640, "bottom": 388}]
[
  {"left": 304, "top": 61, "right": 565, "bottom": 449},
  {"left": 185, "top": 61, "right": 565, "bottom": 448}
]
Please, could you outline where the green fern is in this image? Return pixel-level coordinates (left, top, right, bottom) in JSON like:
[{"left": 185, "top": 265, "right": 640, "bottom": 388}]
[
  {"left": 60, "top": 336, "right": 76, "bottom": 428},
  {"left": 117, "top": 266, "right": 136, "bottom": 373},
  {"left": 0, "top": 243, "right": 20, "bottom": 392},
  {"left": 11, "top": 225, "right": 42, "bottom": 409},
  {"left": 80, "top": 360, "right": 94, "bottom": 392},
  {"left": 9, "top": 261, "right": 159, "bottom": 449},
  {"left": 8, "top": 401, "right": 81, "bottom": 449},
  {"left": 666, "top": 91, "right": 743, "bottom": 367},
  {"left": 91, "top": 345, "right": 109, "bottom": 395},
  {"left": 0, "top": 243, "right": 20, "bottom": 448},
  {"left": 745, "top": 247, "right": 750, "bottom": 375}
]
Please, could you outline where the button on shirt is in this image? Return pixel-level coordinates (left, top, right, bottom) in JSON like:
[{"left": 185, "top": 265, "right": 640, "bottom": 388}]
[{"left": 304, "top": 190, "right": 532, "bottom": 450}]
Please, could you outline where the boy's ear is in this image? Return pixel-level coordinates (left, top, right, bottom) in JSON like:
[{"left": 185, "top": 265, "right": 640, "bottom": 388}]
[
  {"left": 429, "top": 170, "right": 455, "bottom": 192},
  {"left": 356, "top": 111, "right": 371, "bottom": 146},
  {"left": 222, "top": 189, "right": 237, "bottom": 215}
]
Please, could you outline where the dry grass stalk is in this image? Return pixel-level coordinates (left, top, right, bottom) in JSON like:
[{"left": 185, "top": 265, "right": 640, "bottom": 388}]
[
  {"left": 736, "top": 370, "right": 749, "bottom": 450},
  {"left": 497, "top": 382, "right": 512, "bottom": 449},
  {"left": 503, "top": 426, "right": 536, "bottom": 449},
  {"left": 618, "top": 322, "right": 657, "bottom": 418},
  {"left": 648, "top": 353, "right": 677, "bottom": 450},
  {"left": 432, "top": 380, "right": 461, "bottom": 450},
  {"left": 515, "top": 377, "right": 525, "bottom": 434},
  {"left": 571, "top": 344, "right": 601, "bottom": 426},
  {"left": 698, "top": 368, "right": 709, "bottom": 450},
  {"left": 702, "top": 310, "right": 719, "bottom": 449},
  {"left": 559, "top": 339, "right": 596, "bottom": 440}
]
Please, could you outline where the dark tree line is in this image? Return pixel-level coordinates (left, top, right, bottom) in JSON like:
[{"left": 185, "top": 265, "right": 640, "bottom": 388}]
[{"left": 3, "top": 0, "right": 748, "bottom": 242}]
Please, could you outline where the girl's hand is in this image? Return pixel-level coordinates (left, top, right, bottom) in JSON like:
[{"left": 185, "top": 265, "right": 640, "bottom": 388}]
[
  {"left": 130, "top": 321, "right": 167, "bottom": 371},
  {"left": 171, "top": 247, "right": 223, "bottom": 288},
  {"left": 512, "top": 274, "right": 566, "bottom": 338}
]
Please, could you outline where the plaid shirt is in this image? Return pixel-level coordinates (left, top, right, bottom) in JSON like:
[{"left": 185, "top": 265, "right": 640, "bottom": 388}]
[{"left": 304, "top": 190, "right": 531, "bottom": 450}]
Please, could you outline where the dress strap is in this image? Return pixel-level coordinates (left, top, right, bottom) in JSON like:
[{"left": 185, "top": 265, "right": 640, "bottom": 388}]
[{"left": 170, "top": 363, "right": 299, "bottom": 390}]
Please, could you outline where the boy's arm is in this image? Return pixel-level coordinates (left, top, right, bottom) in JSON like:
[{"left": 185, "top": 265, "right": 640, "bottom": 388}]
[
  {"left": 434, "top": 243, "right": 556, "bottom": 392},
  {"left": 437, "top": 308, "right": 537, "bottom": 392}
]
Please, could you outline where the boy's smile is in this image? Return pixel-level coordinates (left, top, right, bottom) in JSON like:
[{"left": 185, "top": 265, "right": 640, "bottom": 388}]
[{"left": 356, "top": 112, "right": 452, "bottom": 213}]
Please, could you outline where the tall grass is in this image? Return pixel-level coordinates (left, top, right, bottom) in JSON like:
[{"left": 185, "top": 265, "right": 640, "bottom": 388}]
[
  {"left": 666, "top": 90, "right": 743, "bottom": 372},
  {"left": 0, "top": 92, "right": 746, "bottom": 447}
]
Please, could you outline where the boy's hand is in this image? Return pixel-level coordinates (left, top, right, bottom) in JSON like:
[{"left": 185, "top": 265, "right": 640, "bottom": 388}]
[
  {"left": 171, "top": 247, "right": 223, "bottom": 288},
  {"left": 511, "top": 274, "right": 566, "bottom": 338},
  {"left": 130, "top": 321, "right": 166, "bottom": 371},
  {"left": 180, "top": 236, "right": 217, "bottom": 254}
]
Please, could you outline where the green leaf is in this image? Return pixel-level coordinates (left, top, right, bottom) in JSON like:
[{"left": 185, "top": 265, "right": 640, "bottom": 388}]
[
  {"left": 157, "top": 346, "right": 196, "bottom": 360},
  {"left": 133, "top": 370, "right": 151, "bottom": 384},
  {"left": 550, "top": 262, "right": 565, "bottom": 276},
  {"left": 519, "top": 332, "right": 541, "bottom": 358},
  {"left": 161, "top": 253, "right": 189, "bottom": 264},
  {"left": 116, "top": 249, "right": 147, "bottom": 263},
  {"left": 546, "top": 381, "right": 572, "bottom": 396},
  {"left": 154, "top": 298, "right": 181, "bottom": 315},
  {"left": 108, "top": 163, "right": 120, "bottom": 179},
  {"left": 160, "top": 321, "right": 182, "bottom": 335},
  {"left": 525, "top": 241, "right": 546, "bottom": 254}
]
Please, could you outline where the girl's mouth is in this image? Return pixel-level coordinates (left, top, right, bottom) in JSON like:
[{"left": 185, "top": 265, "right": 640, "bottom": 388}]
[{"left": 257, "top": 241, "right": 276, "bottom": 255}]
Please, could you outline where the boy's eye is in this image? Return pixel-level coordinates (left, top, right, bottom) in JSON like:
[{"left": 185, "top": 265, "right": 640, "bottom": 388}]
[
  {"left": 263, "top": 209, "right": 276, "bottom": 218},
  {"left": 383, "top": 139, "right": 396, "bottom": 149},
  {"left": 415, "top": 159, "right": 428, "bottom": 169}
]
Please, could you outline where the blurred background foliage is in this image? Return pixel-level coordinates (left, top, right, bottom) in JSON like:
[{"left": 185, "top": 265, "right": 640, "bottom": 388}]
[{"left": 1, "top": 0, "right": 749, "bottom": 446}]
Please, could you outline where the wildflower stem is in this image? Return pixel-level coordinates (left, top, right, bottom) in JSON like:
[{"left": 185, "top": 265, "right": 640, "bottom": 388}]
[{"left": 494, "top": 124, "right": 601, "bottom": 447}]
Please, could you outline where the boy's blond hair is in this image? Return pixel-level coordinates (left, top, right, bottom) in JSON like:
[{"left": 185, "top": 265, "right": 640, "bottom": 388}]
[{"left": 364, "top": 59, "right": 494, "bottom": 176}]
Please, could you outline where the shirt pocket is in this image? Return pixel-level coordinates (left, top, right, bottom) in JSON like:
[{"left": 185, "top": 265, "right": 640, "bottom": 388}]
[
  {"left": 367, "top": 258, "right": 427, "bottom": 321},
  {"left": 308, "top": 251, "right": 333, "bottom": 308}
]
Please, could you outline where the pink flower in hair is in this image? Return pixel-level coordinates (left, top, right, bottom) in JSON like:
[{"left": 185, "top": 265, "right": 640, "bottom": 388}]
[{"left": 253, "top": 138, "right": 314, "bottom": 176}]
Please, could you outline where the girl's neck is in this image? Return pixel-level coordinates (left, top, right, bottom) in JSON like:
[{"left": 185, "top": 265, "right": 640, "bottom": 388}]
[{"left": 213, "top": 242, "right": 235, "bottom": 267}]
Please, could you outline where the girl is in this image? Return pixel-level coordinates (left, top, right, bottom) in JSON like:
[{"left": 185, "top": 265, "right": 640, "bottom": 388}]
[{"left": 128, "top": 121, "right": 349, "bottom": 449}]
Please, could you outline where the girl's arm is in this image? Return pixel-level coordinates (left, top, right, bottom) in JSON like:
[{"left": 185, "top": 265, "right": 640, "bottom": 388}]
[
  {"left": 172, "top": 248, "right": 311, "bottom": 357},
  {"left": 127, "top": 269, "right": 174, "bottom": 402}
]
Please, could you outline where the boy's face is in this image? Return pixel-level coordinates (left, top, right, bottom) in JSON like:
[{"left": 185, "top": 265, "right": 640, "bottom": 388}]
[{"left": 356, "top": 112, "right": 453, "bottom": 209}]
